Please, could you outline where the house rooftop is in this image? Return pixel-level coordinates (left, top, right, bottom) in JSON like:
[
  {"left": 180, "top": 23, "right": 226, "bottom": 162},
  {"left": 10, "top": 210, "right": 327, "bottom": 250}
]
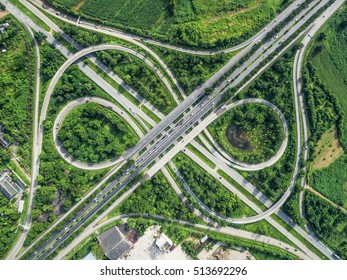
[{"left": 97, "top": 227, "right": 133, "bottom": 260}]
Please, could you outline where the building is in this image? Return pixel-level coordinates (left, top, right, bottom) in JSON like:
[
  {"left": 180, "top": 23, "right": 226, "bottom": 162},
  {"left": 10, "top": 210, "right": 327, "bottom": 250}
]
[
  {"left": 155, "top": 233, "right": 173, "bottom": 252},
  {"left": 18, "top": 200, "right": 24, "bottom": 213},
  {"left": 0, "top": 124, "right": 10, "bottom": 148},
  {"left": 0, "top": 174, "right": 18, "bottom": 200},
  {"left": 82, "top": 252, "right": 97, "bottom": 260},
  {"left": 200, "top": 235, "right": 208, "bottom": 244},
  {"left": 0, "top": 27, "right": 5, "bottom": 34},
  {"left": 97, "top": 227, "right": 133, "bottom": 260},
  {"left": 11, "top": 169, "right": 26, "bottom": 189}
]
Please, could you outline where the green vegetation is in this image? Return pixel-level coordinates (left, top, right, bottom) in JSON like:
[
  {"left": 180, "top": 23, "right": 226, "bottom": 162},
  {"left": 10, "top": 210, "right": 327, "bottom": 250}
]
[
  {"left": 150, "top": 46, "right": 232, "bottom": 93},
  {"left": 49, "top": 0, "right": 290, "bottom": 49},
  {"left": 113, "top": 171, "right": 199, "bottom": 223},
  {"left": 236, "top": 50, "right": 297, "bottom": 201},
  {"left": 96, "top": 50, "right": 177, "bottom": 114},
  {"left": 24, "top": 49, "right": 118, "bottom": 245},
  {"left": 310, "top": 6, "right": 347, "bottom": 116},
  {"left": 59, "top": 24, "right": 177, "bottom": 114},
  {"left": 310, "top": 155, "right": 347, "bottom": 207},
  {"left": 0, "top": 195, "right": 20, "bottom": 258},
  {"left": 58, "top": 103, "right": 139, "bottom": 163},
  {"left": 304, "top": 192, "right": 347, "bottom": 259},
  {"left": 303, "top": 62, "right": 342, "bottom": 150},
  {"left": 251, "top": 248, "right": 293, "bottom": 260},
  {"left": 305, "top": 5, "right": 347, "bottom": 153},
  {"left": 9, "top": 0, "right": 51, "bottom": 31},
  {"left": 282, "top": 182, "right": 305, "bottom": 227},
  {"left": 173, "top": 153, "right": 255, "bottom": 218},
  {"left": 209, "top": 103, "right": 285, "bottom": 163},
  {"left": 0, "top": 149, "right": 11, "bottom": 167},
  {"left": 39, "top": 43, "right": 65, "bottom": 84},
  {"left": 0, "top": 15, "right": 35, "bottom": 169},
  {"left": 187, "top": 143, "right": 216, "bottom": 169},
  {"left": 305, "top": 6, "right": 347, "bottom": 212}
]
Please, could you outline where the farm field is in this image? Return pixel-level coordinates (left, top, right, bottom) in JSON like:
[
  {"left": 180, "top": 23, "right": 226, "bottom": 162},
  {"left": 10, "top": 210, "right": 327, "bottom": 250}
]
[
  {"left": 306, "top": 5, "right": 347, "bottom": 209},
  {"left": 48, "top": 0, "right": 289, "bottom": 49}
]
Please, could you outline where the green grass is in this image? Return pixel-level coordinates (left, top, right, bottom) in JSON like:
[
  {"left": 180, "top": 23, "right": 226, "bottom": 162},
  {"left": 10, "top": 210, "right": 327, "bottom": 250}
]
[
  {"left": 217, "top": 169, "right": 267, "bottom": 211},
  {"left": 270, "top": 214, "right": 328, "bottom": 260},
  {"left": 9, "top": 0, "right": 51, "bottom": 31},
  {"left": 304, "top": 191, "right": 347, "bottom": 259},
  {"left": 173, "top": 152, "right": 257, "bottom": 219},
  {"left": 311, "top": 49, "right": 347, "bottom": 116},
  {"left": 311, "top": 154, "right": 347, "bottom": 208},
  {"left": 49, "top": 0, "right": 289, "bottom": 49},
  {"left": 186, "top": 143, "right": 216, "bottom": 169},
  {"left": 150, "top": 46, "right": 235, "bottom": 93},
  {"left": 140, "top": 105, "right": 161, "bottom": 123}
]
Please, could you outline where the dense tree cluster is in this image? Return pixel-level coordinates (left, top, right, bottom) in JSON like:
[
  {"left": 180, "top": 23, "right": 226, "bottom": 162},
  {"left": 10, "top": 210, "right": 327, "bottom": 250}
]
[
  {"left": 173, "top": 153, "right": 254, "bottom": 218},
  {"left": 96, "top": 50, "right": 176, "bottom": 114},
  {"left": 0, "top": 195, "right": 20, "bottom": 258},
  {"left": 282, "top": 183, "right": 304, "bottom": 227},
  {"left": 209, "top": 103, "right": 285, "bottom": 164},
  {"left": 236, "top": 51, "right": 297, "bottom": 201},
  {"left": 24, "top": 57, "right": 113, "bottom": 245},
  {"left": 0, "top": 16, "right": 34, "bottom": 168},
  {"left": 120, "top": 172, "right": 198, "bottom": 222},
  {"left": 0, "top": 148, "right": 10, "bottom": 167},
  {"left": 61, "top": 24, "right": 104, "bottom": 47},
  {"left": 303, "top": 62, "right": 340, "bottom": 149},
  {"left": 40, "top": 44, "right": 65, "bottom": 82},
  {"left": 152, "top": 46, "right": 229, "bottom": 93},
  {"left": 305, "top": 192, "right": 347, "bottom": 259},
  {"left": 58, "top": 103, "right": 139, "bottom": 163}
]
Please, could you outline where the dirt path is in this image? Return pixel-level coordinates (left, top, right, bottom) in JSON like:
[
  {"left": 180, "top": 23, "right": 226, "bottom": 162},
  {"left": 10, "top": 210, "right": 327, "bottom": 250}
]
[
  {"left": 11, "top": 158, "right": 31, "bottom": 182},
  {"left": 0, "top": 10, "right": 9, "bottom": 18},
  {"left": 305, "top": 185, "right": 347, "bottom": 215}
]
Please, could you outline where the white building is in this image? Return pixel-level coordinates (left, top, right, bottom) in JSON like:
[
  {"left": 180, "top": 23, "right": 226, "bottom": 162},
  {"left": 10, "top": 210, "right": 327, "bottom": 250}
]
[{"left": 155, "top": 233, "right": 173, "bottom": 252}]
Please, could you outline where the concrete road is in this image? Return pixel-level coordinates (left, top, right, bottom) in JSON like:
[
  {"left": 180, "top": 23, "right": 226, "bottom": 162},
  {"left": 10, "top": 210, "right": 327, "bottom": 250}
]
[
  {"left": 19, "top": 0, "right": 187, "bottom": 98},
  {"left": 10, "top": 0, "right": 340, "bottom": 259},
  {"left": 203, "top": 98, "right": 289, "bottom": 171}
]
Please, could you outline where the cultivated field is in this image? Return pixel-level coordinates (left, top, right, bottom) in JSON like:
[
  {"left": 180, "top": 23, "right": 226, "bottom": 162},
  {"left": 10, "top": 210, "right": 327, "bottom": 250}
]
[
  {"left": 49, "top": 0, "right": 288, "bottom": 49},
  {"left": 313, "top": 125, "right": 344, "bottom": 169}
]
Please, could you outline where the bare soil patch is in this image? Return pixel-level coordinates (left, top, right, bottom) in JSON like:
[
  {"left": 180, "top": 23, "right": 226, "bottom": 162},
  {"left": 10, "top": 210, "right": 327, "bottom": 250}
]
[{"left": 313, "top": 125, "right": 344, "bottom": 169}]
